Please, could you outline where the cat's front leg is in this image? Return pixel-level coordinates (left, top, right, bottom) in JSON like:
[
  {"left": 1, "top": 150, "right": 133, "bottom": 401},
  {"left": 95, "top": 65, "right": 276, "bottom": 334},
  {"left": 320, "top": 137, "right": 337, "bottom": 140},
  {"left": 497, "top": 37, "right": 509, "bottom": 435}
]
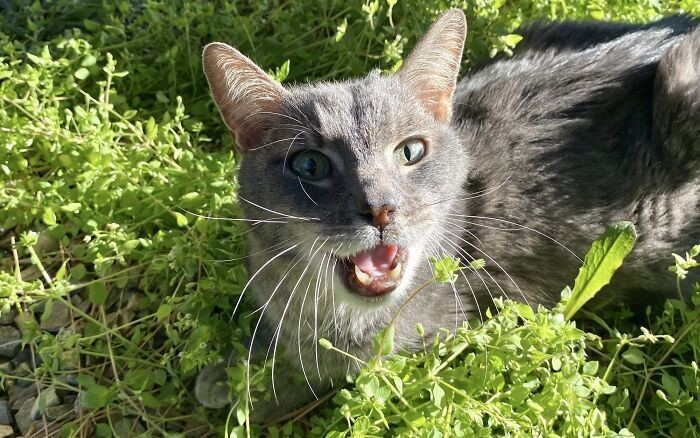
[{"left": 194, "top": 358, "right": 330, "bottom": 423}]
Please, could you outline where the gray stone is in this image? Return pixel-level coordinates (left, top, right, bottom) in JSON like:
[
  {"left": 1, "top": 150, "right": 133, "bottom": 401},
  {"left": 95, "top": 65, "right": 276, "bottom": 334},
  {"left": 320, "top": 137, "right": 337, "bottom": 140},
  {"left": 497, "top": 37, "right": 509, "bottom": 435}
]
[
  {"left": 0, "top": 399, "right": 10, "bottom": 425},
  {"left": 11, "top": 347, "right": 42, "bottom": 370},
  {"left": 9, "top": 383, "right": 37, "bottom": 410},
  {"left": 45, "top": 404, "right": 74, "bottom": 421},
  {"left": 0, "top": 326, "right": 20, "bottom": 358},
  {"left": 0, "top": 425, "right": 14, "bottom": 438},
  {"left": 30, "top": 386, "right": 59, "bottom": 419},
  {"left": 0, "top": 308, "right": 16, "bottom": 325},
  {"left": 39, "top": 300, "right": 70, "bottom": 332},
  {"left": 15, "top": 396, "right": 36, "bottom": 436}
]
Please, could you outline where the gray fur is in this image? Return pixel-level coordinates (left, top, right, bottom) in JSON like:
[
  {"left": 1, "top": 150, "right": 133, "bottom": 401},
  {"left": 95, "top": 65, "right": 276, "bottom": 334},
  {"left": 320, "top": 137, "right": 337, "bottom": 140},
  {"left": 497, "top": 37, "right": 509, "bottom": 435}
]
[{"left": 198, "top": 11, "right": 700, "bottom": 421}]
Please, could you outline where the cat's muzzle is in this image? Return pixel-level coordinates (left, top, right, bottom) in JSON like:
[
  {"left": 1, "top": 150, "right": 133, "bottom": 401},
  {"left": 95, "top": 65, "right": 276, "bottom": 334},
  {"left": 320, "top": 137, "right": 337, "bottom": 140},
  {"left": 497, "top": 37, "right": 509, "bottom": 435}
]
[{"left": 339, "top": 244, "right": 406, "bottom": 297}]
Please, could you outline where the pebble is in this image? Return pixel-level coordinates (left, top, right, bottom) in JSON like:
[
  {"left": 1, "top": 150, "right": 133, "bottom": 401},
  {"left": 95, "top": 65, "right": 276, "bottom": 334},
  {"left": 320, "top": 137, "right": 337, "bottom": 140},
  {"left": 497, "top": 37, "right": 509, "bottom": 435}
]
[
  {"left": 9, "top": 383, "right": 37, "bottom": 410},
  {"left": 11, "top": 347, "right": 42, "bottom": 370},
  {"left": 0, "top": 360, "right": 11, "bottom": 374},
  {"left": 0, "top": 326, "right": 20, "bottom": 358},
  {"left": 15, "top": 396, "right": 36, "bottom": 436},
  {"left": 0, "top": 399, "right": 10, "bottom": 425},
  {"left": 0, "top": 425, "right": 14, "bottom": 438},
  {"left": 39, "top": 300, "right": 71, "bottom": 332},
  {"left": 45, "top": 404, "right": 74, "bottom": 421},
  {"left": 0, "top": 309, "right": 16, "bottom": 325}
]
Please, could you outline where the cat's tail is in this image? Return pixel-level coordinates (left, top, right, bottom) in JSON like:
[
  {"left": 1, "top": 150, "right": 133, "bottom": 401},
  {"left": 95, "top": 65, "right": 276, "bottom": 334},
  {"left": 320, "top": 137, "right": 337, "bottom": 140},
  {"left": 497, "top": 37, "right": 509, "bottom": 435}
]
[{"left": 653, "top": 27, "right": 700, "bottom": 178}]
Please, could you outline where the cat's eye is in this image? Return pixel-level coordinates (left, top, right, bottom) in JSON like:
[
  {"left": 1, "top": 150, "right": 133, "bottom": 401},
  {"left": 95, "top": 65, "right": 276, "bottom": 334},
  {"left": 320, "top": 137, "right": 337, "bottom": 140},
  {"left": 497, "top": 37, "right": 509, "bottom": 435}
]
[
  {"left": 393, "top": 139, "right": 426, "bottom": 166},
  {"left": 290, "top": 150, "right": 332, "bottom": 181}
]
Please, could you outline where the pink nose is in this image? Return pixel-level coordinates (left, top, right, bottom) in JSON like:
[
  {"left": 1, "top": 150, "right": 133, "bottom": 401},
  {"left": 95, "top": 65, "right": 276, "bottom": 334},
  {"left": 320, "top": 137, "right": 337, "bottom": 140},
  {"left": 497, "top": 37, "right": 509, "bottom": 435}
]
[{"left": 368, "top": 204, "right": 396, "bottom": 231}]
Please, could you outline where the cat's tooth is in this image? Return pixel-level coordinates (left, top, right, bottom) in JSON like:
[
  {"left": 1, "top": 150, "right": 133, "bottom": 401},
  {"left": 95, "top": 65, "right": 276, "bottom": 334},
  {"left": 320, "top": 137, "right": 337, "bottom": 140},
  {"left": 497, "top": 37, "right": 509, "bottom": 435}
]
[
  {"left": 389, "top": 262, "right": 402, "bottom": 280},
  {"left": 354, "top": 265, "right": 372, "bottom": 285}
]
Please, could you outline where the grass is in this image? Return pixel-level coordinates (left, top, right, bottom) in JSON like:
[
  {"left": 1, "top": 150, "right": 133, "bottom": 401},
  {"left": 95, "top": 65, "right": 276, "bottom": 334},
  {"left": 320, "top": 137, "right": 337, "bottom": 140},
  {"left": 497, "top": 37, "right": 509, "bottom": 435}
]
[{"left": 0, "top": 1, "right": 699, "bottom": 436}]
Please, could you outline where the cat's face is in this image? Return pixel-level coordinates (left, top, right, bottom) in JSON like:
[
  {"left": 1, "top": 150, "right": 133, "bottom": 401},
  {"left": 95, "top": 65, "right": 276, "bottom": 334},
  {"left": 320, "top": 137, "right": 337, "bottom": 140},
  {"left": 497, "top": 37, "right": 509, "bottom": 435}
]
[
  {"left": 237, "top": 75, "right": 469, "bottom": 306},
  {"left": 203, "top": 11, "right": 467, "bottom": 312}
]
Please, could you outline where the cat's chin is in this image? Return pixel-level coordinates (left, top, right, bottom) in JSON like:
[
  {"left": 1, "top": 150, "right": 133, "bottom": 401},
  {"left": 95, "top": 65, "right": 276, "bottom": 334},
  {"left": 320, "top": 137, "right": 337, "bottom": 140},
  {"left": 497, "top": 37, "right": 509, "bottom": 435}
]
[{"left": 337, "top": 245, "right": 407, "bottom": 298}]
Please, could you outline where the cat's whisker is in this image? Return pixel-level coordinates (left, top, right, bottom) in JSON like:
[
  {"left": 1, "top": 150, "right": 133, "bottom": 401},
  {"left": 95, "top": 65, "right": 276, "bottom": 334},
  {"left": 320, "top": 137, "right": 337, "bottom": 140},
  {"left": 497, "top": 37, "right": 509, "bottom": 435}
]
[
  {"left": 298, "top": 177, "right": 319, "bottom": 206},
  {"left": 270, "top": 238, "right": 328, "bottom": 402},
  {"left": 210, "top": 230, "right": 315, "bottom": 263},
  {"left": 428, "top": 231, "right": 471, "bottom": 328},
  {"left": 422, "top": 235, "right": 467, "bottom": 328},
  {"left": 252, "top": 110, "right": 307, "bottom": 128},
  {"left": 419, "top": 170, "right": 515, "bottom": 207},
  {"left": 437, "top": 227, "right": 510, "bottom": 297},
  {"left": 294, "top": 247, "right": 330, "bottom": 399},
  {"left": 286, "top": 100, "right": 324, "bottom": 136},
  {"left": 268, "top": 124, "right": 312, "bottom": 135},
  {"left": 426, "top": 234, "right": 470, "bottom": 325},
  {"left": 440, "top": 220, "right": 528, "bottom": 306},
  {"left": 249, "top": 134, "right": 304, "bottom": 151},
  {"left": 313, "top": 252, "right": 331, "bottom": 381},
  {"left": 446, "top": 214, "right": 583, "bottom": 263},
  {"left": 435, "top": 232, "right": 501, "bottom": 311},
  {"left": 329, "top": 244, "right": 344, "bottom": 340},
  {"left": 246, "top": 247, "right": 308, "bottom": 406},
  {"left": 229, "top": 241, "right": 304, "bottom": 322},
  {"left": 237, "top": 195, "right": 321, "bottom": 222},
  {"left": 175, "top": 206, "right": 291, "bottom": 224}
]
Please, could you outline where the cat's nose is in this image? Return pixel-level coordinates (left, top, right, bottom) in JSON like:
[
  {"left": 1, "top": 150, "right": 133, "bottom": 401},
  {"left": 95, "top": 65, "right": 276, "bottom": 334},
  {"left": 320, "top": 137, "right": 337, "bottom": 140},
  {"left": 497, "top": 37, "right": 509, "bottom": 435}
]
[{"left": 359, "top": 203, "right": 397, "bottom": 233}]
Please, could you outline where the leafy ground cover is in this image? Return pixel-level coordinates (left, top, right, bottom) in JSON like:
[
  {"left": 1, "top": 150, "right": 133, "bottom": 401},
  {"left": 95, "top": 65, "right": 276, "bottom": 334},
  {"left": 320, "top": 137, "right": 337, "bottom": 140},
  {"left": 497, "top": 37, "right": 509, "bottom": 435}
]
[{"left": 0, "top": 1, "right": 699, "bottom": 436}]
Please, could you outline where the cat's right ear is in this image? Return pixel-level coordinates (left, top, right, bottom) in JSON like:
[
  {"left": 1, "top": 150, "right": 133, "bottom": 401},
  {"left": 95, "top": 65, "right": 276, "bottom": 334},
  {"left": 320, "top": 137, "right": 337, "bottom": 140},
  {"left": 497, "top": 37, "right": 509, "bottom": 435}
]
[{"left": 202, "top": 43, "right": 288, "bottom": 152}]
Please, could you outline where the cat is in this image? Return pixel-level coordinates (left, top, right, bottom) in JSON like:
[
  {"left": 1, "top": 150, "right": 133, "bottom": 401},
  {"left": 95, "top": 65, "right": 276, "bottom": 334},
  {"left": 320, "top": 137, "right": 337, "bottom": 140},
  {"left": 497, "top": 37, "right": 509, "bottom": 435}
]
[{"left": 195, "top": 9, "right": 700, "bottom": 420}]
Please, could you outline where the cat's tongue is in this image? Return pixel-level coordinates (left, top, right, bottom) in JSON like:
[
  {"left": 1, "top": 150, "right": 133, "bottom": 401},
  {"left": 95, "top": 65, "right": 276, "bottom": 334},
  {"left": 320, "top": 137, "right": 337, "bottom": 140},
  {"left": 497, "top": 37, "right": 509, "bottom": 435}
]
[{"left": 350, "top": 244, "right": 399, "bottom": 277}]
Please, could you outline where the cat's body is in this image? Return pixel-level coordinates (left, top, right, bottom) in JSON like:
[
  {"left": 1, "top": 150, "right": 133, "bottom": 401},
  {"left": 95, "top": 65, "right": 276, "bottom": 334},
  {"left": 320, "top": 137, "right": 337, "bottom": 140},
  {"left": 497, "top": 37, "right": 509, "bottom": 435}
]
[{"left": 196, "top": 11, "right": 699, "bottom": 419}]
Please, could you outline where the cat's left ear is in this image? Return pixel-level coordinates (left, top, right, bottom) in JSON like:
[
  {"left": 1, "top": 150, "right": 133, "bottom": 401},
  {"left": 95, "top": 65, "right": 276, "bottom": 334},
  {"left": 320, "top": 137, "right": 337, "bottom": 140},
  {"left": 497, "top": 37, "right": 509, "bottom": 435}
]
[
  {"left": 202, "top": 42, "right": 288, "bottom": 152},
  {"left": 397, "top": 9, "right": 466, "bottom": 122}
]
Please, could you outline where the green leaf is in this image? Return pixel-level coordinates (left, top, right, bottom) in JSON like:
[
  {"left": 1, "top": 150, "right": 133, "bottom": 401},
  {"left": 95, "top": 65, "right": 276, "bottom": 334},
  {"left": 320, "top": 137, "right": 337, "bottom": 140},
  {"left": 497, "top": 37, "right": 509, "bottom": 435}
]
[
  {"left": 42, "top": 207, "right": 57, "bottom": 226},
  {"left": 60, "top": 202, "right": 82, "bottom": 213},
  {"left": 173, "top": 212, "right": 188, "bottom": 227},
  {"left": 622, "top": 347, "right": 645, "bottom": 365},
  {"left": 431, "top": 382, "right": 445, "bottom": 407},
  {"left": 88, "top": 282, "right": 108, "bottom": 305},
  {"left": 74, "top": 68, "right": 90, "bottom": 80},
  {"left": 71, "top": 264, "right": 87, "bottom": 280},
  {"left": 430, "top": 256, "right": 461, "bottom": 283},
  {"left": 502, "top": 33, "right": 523, "bottom": 48},
  {"left": 81, "top": 384, "right": 112, "bottom": 409},
  {"left": 564, "top": 222, "right": 637, "bottom": 319},
  {"left": 373, "top": 324, "right": 394, "bottom": 356},
  {"left": 156, "top": 303, "right": 172, "bottom": 321}
]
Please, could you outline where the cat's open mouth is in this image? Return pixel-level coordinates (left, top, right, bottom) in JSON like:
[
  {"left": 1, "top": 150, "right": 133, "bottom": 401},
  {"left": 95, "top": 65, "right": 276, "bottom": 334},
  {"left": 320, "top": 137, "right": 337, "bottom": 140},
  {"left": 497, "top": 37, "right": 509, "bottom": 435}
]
[{"left": 339, "top": 244, "right": 406, "bottom": 297}]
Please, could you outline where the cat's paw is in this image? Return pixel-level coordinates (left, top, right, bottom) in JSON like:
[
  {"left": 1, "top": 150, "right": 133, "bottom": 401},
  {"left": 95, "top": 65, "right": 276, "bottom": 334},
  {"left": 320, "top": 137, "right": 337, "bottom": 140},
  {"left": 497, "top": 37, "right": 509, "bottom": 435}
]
[{"left": 195, "top": 364, "right": 234, "bottom": 409}]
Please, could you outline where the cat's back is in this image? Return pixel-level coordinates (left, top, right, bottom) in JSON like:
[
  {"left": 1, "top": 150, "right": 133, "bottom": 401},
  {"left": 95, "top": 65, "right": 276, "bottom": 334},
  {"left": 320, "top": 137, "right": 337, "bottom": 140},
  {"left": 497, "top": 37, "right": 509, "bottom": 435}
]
[{"left": 451, "top": 17, "right": 700, "bottom": 304}]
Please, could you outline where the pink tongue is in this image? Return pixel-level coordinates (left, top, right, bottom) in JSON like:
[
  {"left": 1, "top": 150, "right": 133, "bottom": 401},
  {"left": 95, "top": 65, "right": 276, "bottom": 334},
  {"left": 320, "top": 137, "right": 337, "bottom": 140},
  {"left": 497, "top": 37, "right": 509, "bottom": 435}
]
[{"left": 350, "top": 245, "right": 399, "bottom": 277}]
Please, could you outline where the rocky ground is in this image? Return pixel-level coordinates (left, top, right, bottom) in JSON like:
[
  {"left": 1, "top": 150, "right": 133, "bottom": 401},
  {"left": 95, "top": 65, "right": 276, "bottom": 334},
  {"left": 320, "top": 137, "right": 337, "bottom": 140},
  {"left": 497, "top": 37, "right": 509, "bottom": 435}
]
[{"left": 1, "top": 298, "right": 86, "bottom": 437}]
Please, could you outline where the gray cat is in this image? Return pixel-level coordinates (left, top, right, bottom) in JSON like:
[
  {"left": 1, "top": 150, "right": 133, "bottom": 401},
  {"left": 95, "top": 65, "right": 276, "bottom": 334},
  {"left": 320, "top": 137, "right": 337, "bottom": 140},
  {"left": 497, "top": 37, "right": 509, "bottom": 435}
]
[{"left": 196, "top": 9, "right": 699, "bottom": 420}]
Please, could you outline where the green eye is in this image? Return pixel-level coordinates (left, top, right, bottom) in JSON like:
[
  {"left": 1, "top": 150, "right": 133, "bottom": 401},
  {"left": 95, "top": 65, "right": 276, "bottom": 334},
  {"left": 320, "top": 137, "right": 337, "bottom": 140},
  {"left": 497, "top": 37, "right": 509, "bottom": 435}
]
[
  {"left": 393, "top": 139, "right": 426, "bottom": 166},
  {"left": 291, "top": 150, "right": 331, "bottom": 181}
]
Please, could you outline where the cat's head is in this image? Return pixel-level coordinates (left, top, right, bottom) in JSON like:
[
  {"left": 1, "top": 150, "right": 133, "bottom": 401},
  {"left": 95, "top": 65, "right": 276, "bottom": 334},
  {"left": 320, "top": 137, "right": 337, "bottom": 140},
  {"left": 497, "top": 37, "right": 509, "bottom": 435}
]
[{"left": 202, "top": 10, "right": 469, "bottom": 309}]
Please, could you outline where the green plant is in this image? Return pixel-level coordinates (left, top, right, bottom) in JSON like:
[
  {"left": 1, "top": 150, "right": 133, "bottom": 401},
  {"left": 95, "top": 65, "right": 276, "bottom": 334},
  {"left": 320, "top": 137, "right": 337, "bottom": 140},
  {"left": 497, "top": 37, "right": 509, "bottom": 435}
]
[{"left": 1, "top": 1, "right": 699, "bottom": 436}]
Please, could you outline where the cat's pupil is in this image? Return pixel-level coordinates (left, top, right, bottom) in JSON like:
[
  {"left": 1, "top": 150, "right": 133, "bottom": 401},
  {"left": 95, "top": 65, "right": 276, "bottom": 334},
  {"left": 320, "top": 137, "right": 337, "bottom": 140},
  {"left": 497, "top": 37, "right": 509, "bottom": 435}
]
[
  {"left": 302, "top": 158, "right": 316, "bottom": 176},
  {"left": 403, "top": 146, "right": 412, "bottom": 161}
]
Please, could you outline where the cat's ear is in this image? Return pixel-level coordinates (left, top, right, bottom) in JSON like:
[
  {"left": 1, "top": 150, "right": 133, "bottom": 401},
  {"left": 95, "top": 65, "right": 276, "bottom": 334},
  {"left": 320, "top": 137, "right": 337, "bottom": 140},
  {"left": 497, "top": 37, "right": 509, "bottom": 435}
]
[
  {"left": 202, "top": 42, "right": 288, "bottom": 152},
  {"left": 397, "top": 9, "right": 466, "bottom": 122}
]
